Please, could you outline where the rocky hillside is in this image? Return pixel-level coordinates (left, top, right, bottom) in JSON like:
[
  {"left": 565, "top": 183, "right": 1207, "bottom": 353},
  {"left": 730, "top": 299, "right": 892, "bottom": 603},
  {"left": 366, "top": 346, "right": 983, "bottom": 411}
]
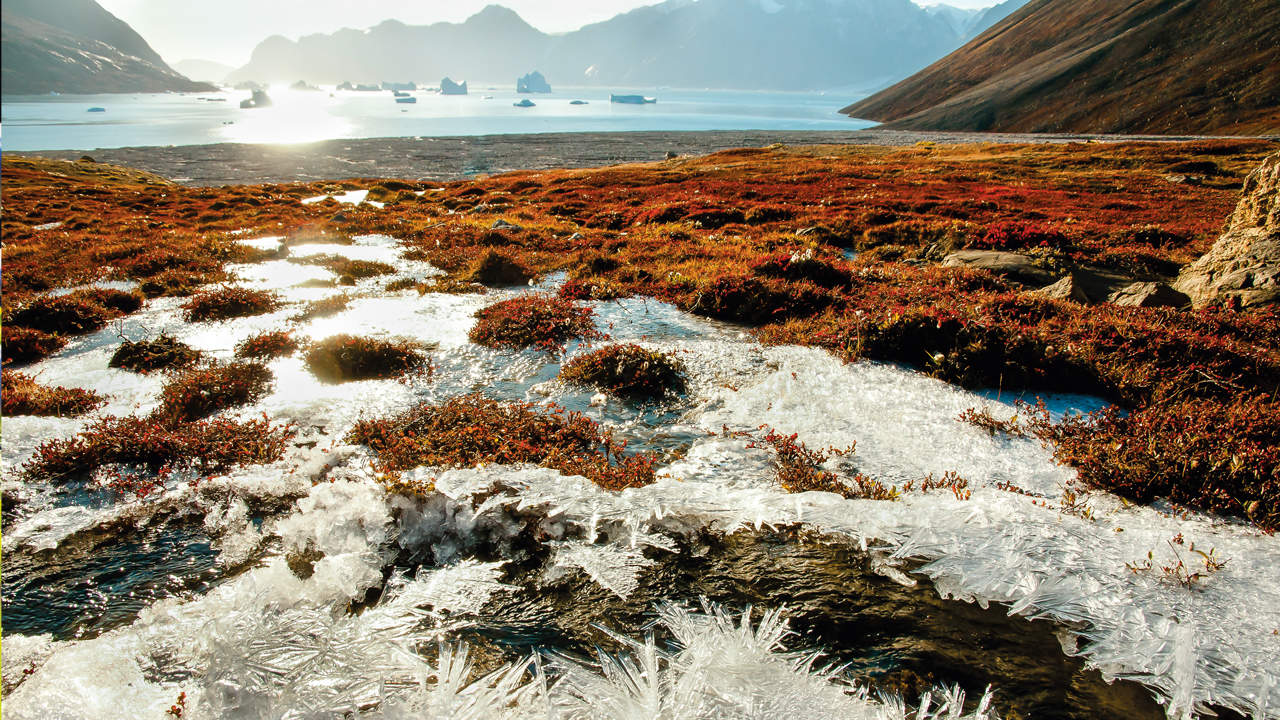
[
  {"left": 841, "top": 0, "right": 1280, "bottom": 135},
  {"left": 227, "top": 0, "right": 1025, "bottom": 91},
  {"left": 1, "top": 0, "right": 214, "bottom": 94}
]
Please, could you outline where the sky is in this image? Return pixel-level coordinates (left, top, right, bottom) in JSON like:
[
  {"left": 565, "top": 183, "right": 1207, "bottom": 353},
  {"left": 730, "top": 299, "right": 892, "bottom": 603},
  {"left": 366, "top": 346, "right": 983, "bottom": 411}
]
[{"left": 98, "top": 0, "right": 999, "bottom": 68}]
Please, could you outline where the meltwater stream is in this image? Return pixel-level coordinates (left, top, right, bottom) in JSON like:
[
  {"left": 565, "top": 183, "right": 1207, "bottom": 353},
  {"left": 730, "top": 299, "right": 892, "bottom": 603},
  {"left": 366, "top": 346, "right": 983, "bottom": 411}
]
[{"left": 3, "top": 231, "right": 1278, "bottom": 719}]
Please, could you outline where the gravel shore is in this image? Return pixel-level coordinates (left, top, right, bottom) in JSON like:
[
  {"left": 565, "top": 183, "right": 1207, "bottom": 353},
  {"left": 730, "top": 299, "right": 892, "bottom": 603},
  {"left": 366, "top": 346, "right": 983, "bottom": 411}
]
[{"left": 13, "top": 128, "right": 1261, "bottom": 186}]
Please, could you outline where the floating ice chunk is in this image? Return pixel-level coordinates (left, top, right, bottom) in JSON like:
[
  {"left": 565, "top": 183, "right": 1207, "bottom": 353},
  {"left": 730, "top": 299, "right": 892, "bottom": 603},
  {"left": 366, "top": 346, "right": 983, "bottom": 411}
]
[{"left": 6, "top": 505, "right": 104, "bottom": 552}]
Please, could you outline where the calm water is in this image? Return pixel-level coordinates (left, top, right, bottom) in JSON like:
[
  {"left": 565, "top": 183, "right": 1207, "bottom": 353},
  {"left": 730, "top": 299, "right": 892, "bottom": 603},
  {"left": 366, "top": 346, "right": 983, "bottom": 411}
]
[{"left": 0, "top": 85, "right": 869, "bottom": 151}]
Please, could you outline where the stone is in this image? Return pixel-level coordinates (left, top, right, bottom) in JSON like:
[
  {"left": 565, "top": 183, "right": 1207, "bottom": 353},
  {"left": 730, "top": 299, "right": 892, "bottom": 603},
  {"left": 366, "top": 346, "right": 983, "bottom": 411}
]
[
  {"left": 941, "top": 250, "right": 1055, "bottom": 285},
  {"left": 490, "top": 219, "right": 523, "bottom": 231},
  {"left": 1036, "top": 275, "right": 1090, "bottom": 303},
  {"left": 1174, "top": 152, "right": 1280, "bottom": 308},
  {"left": 1106, "top": 281, "right": 1190, "bottom": 308}
]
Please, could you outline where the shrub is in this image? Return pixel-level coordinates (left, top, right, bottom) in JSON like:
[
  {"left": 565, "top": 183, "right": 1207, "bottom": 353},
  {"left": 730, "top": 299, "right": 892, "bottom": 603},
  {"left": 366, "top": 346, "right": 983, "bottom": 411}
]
[
  {"left": 468, "top": 294, "right": 603, "bottom": 352},
  {"left": 2, "top": 370, "right": 105, "bottom": 417},
  {"left": 1032, "top": 397, "right": 1280, "bottom": 532},
  {"left": 139, "top": 270, "right": 210, "bottom": 297},
  {"left": 109, "top": 334, "right": 202, "bottom": 372},
  {"left": 154, "top": 362, "right": 274, "bottom": 422},
  {"left": 303, "top": 334, "right": 428, "bottom": 382},
  {"left": 460, "top": 249, "right": 532, "bottom": 286},
  {"left": 8, "top": 295, "right": 112, "bottom": 334},
  {"left": 234, "top": 330, "right": 300, "bottom": 359},
  {"left": 2, "top": 326, "right": 67, "bottom": 366},
  {"left": 686, "top": 275, "right": 833, "bottom": 325},
  {"left": 750, "top": 428, "right": 894, "bottom": 500},
  {"left": 292, "top": 255, "right": 395, "bottom": 283},
  {"left": 182, "top": 287, "right": 281, "bottom": 321},
  {"left": 750, "top": 251, "right": 851, "bottom": 289},
  {"left": 291, "top": 293, "right": 351, "bottom": 322},
  {"left": 22, "top": 414, "right": 295, "bottom": 484},
  {"left": 970, "top": 221, "right": 1072, "bottom": 251},
  {"left": 346, "top": 393, "right": 656, "bottom": 490},
  {"left": 560, "top": 344, "right": 686, "bottom": 399}
]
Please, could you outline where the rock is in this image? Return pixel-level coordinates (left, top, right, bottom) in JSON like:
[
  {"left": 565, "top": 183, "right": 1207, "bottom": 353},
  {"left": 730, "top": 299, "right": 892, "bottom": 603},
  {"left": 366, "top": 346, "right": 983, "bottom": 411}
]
[
  {"left": 516, "top": 71, "right": 551, "bottom": 94},
  {"left": 1106, "top": 281, "right": 1190, "bottom": 308},
  {"left": 330, "top": 211, "right": 349, "bottom": 223},
  {"left": 1036, "top": 275, "right": 1090, "bottom": 303},
  {"left": 490, "top": 219, "right": 523, "bottom": 231},
  {"left": 665, "top": 151, "right": 679, "bottom": 160},
  {"left": 1174, "top": 152, "right": 1280, "bottom": 308},
  {"left": 441, "top": 77, "right": 468, "bottom": 95},
  {"left": 941, "top": 250, "right": 1055, "bottom": 285}
]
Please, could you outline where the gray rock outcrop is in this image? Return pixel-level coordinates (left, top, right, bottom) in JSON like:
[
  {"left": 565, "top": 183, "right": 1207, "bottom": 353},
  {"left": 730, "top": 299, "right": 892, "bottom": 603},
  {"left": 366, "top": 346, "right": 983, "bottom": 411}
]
[
  {"left": 1174, "top": 152, "right": 1280, "bottom": 308},
  {"left": 941, "top": 249, "right": 1055, "bottom": 285}
]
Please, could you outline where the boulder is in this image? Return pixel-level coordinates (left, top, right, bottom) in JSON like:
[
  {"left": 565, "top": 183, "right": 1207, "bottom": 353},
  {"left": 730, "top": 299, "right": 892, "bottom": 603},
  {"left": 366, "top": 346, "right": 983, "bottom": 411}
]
[
  {"left": 1106, "top": 281, "right": 1190, "bottom": 308},
  {"left": 941, "top": 250, "right": 1055, "bottom": 285},
  {"left": 1174, "top": 152, "right": 1280, "bottom": 308},
  {"left": 1036, "top": 275, "right": 1090, "bottom": 303}
]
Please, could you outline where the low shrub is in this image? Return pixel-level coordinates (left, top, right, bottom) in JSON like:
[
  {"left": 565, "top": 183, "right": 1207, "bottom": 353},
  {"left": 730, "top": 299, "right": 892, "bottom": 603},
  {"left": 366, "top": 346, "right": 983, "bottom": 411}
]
[
  {"left": 346, "top": 393, "right": 656, "bottom": 490},
  {"left": 1032, "top": 397, "right": 1280, "bottom": 532},
  {"left": 139, "top": 270, "right": 211, "bottom": 297},
  {"left": 686, "top": 275, "right": 834, "bottom": 325},
  {"left": 970, "top": 221, "right": 1073, "bottom": 252},
  {"left": 9, "top": 294, "right": 112, "bottom": 334},
  {"left": 2, "top": 326, "right": 68, "bottom": 366},
  {"left": 750, "top": 428, "right": 894, "bottom": 500},
  {"left": 22, "top": 414, "right": 295, "bottom": 484},
  {"left": 74, "top": 288, "right": 145, "bottom": 315},
  {"left": 109, "top": 334, "right": 202, "bottom": 372},
  {"left": 234, "top": 330, "right": 300, "bottom": 359},
  {"left": 303, "top": 334, "right": 428, "bottom": 382},
  {"left": 292, "top": 255, "right": 395, "bottom": 283},
  {"left": 468, "top": 294, "right": 603, "bottom": 352},
  {"left": 182, "top": 287, "right": 281, "bottom": 321},
  {"left": 290, "top": 293, "right": 352, "bottom": 322},
  {"left": 2, "top": 370, "right": 105, "bottom": 417},
  {"left": 750, "top": 251, "right": 850, "bottom": 289},
  {"left": 460, "top": 249, "right": 532, "bottom": 286},
  {"left": 154, "top": 362, "right": 274, "bottom": 422},
  {"left": 560, "top": 344, "right": 686, "bottom": 399}
]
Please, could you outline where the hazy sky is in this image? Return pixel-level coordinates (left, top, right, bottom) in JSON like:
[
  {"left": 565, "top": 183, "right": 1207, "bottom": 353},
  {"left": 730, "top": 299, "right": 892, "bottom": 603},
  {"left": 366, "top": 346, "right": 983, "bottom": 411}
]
[{"left": 98, "top": 0, "right": 1000, "bottom": 67}]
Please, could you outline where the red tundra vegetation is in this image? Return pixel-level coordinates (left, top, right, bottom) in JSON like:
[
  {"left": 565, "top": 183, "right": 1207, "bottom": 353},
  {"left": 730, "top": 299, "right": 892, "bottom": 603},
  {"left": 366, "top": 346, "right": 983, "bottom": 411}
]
[
  {"left": 3, "top": 141, "right": 1277, "bottom": 527},
  {"left": 346, "top": 393, "right": 656, "bottom": 491}
]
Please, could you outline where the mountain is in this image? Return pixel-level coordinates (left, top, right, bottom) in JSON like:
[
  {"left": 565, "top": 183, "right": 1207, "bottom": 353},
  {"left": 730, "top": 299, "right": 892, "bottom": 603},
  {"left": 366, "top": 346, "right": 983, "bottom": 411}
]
[
  {"left": 1, "top": 0, "right": 214, "bottom": 94},
  {"left": 227, "top": 0, "right": 1017, "bottom": 92},
  {"left": 173, "top": 59, "right": 235, "bottom": 84},
  {"left": 841, "top": 0, "right": 1280, "bottom": 135}
]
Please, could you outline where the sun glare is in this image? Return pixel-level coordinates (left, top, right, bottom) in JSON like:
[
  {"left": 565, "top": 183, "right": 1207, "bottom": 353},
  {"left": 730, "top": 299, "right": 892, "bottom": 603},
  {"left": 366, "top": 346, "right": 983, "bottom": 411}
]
[{"left": 218, "top": 87, "right": 352, "bottom": 145}]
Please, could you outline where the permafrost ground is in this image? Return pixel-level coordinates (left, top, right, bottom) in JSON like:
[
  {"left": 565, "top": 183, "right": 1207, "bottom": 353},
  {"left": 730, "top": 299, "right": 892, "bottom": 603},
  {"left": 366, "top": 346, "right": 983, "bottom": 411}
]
[{"left": 3, "top": 229, "right": 1279, "bottom": 719}]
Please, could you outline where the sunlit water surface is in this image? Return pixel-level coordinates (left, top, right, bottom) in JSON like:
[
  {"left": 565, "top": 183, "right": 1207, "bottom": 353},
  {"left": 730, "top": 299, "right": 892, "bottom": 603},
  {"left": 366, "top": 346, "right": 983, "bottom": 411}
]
[{"left": 2, "top": 86, "right": 868, "bottom": 151}]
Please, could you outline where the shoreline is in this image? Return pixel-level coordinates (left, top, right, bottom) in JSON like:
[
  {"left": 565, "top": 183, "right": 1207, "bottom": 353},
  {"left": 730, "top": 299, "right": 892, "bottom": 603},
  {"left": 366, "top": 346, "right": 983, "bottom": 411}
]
[{"left": 13, "top": 128, "right": 1274, "bottom": 186}]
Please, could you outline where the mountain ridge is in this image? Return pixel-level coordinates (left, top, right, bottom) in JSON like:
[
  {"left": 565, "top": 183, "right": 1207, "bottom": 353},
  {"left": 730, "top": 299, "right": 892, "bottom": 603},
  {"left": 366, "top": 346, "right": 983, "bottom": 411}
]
[
  {"left": 1, "top": 0, "right": 214, "bottom": 94},
  {"left": 226, "top": 0, "right": 1027, "bottom": 92},
  {"left": 841, "top": 0, "right": 1280, "bottom": 135}
]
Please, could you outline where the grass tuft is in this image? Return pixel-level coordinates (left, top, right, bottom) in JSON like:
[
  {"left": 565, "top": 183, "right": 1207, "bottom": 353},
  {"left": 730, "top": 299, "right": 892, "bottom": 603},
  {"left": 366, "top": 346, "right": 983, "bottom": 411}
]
[
  {"left": 109, "top": 334, "right": 202, "bottom": 373},
  {"left": 347, "top": 393, "right": 656, "bottom": 491},
  {"left": 560, "top": 344, "right": 686, "bottom": 399},
  {"left": 468, "top": 294, "right": 603, "bottom": 352},
  {"left": 303, "top": 334, "right": 428, "bottom": 382},
  {"left": 182, "top": 287, "right": 281, "bottom": 321},
  {"left": 2, "top": 370, "right": 105, "bottom": 417}
]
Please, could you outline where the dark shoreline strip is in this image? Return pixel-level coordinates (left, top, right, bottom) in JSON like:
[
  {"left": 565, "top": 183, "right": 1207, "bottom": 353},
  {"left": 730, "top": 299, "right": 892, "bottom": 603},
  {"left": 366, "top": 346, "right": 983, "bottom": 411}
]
[{"left": 13, "top": 128, "right": 1267, "bottom": 186}]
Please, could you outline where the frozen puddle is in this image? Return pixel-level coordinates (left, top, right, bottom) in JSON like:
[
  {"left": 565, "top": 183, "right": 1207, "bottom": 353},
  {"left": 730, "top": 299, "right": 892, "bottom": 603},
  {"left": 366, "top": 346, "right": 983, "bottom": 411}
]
[
  {"left": 2, "top": 274, "right": 1278, "bottom": 719},
  {"left": 300, "top": 189, "right": 384, "bottom": 208}
]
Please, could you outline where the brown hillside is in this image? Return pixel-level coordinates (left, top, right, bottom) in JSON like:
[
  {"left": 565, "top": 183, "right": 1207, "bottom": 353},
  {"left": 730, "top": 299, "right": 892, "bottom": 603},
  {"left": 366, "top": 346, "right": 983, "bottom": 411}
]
[{"left": 841, "top": 0, "right": 1280, "bottom": 135}]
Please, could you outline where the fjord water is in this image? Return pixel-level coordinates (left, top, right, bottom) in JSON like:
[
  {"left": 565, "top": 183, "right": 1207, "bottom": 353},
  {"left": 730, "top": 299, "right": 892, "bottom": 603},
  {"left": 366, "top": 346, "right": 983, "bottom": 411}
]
[{"left": 1, "top": 86, "right": 868, "bottom": 151}]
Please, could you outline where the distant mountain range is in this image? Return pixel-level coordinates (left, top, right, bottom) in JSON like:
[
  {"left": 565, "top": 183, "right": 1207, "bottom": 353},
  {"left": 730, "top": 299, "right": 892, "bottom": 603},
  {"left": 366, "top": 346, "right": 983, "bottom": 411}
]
[
  {"left": 226, "top": 0, "right": 1028, "bottom": 92},
  {"left": 842, "top": 0, "right": 1280, "bottom": 135},
  {"left": 1, "top": 0, "right": 213, "bottom": 94}
]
